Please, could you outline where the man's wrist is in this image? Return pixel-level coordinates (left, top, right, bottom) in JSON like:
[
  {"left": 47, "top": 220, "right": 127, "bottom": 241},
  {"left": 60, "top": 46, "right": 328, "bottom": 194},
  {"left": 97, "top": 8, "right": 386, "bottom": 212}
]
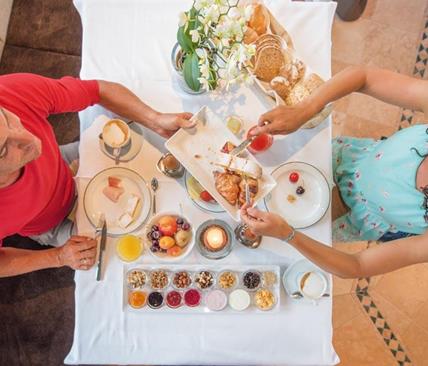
[{"left": 51, "top": 247, "right": 63, "bottom": 268}]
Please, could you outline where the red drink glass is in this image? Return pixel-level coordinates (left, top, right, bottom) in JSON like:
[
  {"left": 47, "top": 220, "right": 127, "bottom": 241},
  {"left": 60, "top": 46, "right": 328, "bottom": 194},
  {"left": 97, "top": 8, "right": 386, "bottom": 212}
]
[{"left": 247, "top": 126, "right": 273, "bottom": 154}]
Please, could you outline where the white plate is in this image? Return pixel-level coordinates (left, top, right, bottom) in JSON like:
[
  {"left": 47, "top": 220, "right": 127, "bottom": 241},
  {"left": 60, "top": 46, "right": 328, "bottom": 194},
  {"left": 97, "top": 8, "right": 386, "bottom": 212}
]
[
  {"left": 144, "top": 211, "right": 195, "bottom": 263},
  {"left": 282, "top": 259, "right": 330, "bottom": 302},
  {"left": 184, "top": 170, "right": 225, "bottom": 214},
  {"left": 84, "top": 167, "right": 151, "bottom": 236},
  {"left": 264, "top": 161, "right": 330, "bottom": 229},
  {"left": 165, "top": 106, "right": 277, "bottom": 221}
]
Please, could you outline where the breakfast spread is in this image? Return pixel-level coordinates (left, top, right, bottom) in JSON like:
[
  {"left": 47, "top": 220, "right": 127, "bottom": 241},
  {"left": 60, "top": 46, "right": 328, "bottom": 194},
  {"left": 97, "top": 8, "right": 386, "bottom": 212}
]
[{"left": 124, "top": 265, "right": 280, "bottom": 313}]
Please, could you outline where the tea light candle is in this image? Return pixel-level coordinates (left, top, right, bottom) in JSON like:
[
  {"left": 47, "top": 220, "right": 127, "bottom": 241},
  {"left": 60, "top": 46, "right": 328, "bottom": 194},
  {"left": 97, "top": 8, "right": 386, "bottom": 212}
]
[{"left": 206, "top": 227, "right": 225, "bottom": 248}]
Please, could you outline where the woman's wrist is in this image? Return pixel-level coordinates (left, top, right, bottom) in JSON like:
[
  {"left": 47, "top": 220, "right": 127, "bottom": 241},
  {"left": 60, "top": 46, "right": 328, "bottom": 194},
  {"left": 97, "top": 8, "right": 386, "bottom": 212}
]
[{"left": 279, "top": 222, "right": 295, "bottom": 242}]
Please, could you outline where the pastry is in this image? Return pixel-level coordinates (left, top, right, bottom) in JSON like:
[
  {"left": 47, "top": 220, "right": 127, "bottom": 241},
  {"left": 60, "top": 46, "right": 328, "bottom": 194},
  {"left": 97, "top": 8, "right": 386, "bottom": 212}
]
[
  {"left": 303, "top": 73, "right": 324, "bottom": 94},
  {"left": 243, "top": 26, "right": 259, "bottom": 44},
  {"left": 215, "top": 152, "right": 262, "bottom": 179},
  {"left": 248, "top": 4, "right": 270, "bottom": 36},
  {"left": 213, "top": 171, "right": 241, "bottom": 205},
  {"left": 238, "top": 177, "right": 258, "bottom": 207},
  {"left": 279, "top": 58, "right": 305, "bottom": 85},
  {"left": 270, "top": 76, "right": 292, "bottom": 101}
]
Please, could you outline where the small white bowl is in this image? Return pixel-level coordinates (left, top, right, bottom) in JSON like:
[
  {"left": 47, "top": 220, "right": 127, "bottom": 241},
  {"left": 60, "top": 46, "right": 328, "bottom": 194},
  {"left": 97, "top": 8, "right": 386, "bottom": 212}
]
[{"left": 144, "top": 211, "right": 195, "bottom": 263}]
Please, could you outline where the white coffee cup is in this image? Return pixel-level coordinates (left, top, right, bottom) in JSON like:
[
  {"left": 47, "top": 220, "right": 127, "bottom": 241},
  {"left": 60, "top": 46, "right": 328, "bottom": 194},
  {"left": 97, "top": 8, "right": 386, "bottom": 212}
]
[
  {"left": 102, "top": 119, "right": 131, "bottom": 149},
  {"left": 297, "top": 271, "right": 327, "bottom": 300}
]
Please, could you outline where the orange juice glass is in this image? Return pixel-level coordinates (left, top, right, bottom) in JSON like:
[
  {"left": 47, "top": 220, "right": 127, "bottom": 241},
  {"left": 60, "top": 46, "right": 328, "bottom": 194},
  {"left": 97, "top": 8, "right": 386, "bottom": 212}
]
[{"left": 116, "top": 235, "right": 143, "bottom": 262}]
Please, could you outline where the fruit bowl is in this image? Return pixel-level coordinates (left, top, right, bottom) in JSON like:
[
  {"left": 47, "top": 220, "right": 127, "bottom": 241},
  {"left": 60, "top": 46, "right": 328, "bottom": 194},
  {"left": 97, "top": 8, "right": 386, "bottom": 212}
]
[{"left": 144, "top": 212, "right": 195, "bottom": 263}]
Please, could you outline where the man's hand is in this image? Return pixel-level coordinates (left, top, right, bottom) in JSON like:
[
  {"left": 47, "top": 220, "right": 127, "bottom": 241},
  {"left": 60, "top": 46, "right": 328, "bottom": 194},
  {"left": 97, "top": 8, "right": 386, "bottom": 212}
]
[
  {"left": 57, "top": 235, "right": 97, "bottom": 270},
  {"left": 150, "top": 112, "right": 195, "bottom": 138},
  {"left": 249, "top": 102, "right": 315, "bottom": 136},
  {"left": 240, "top": 204, "right": 293, "bottom": 239}
]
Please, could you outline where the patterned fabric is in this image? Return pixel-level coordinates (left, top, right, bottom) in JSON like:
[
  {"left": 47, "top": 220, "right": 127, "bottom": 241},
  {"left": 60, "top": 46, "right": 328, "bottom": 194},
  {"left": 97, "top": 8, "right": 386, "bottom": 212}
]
[{"left": 332, "top": 124, "right": 428, "bottom": 241}]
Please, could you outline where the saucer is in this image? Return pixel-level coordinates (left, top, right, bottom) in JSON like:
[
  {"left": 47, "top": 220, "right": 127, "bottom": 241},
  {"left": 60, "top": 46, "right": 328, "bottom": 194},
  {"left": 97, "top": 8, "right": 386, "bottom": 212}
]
[
  {"left": 99, "top": 122, "right": 143, "bottom": 162},
  {"left": 282, "top": 258, "right": 330, "bottom": 302}
]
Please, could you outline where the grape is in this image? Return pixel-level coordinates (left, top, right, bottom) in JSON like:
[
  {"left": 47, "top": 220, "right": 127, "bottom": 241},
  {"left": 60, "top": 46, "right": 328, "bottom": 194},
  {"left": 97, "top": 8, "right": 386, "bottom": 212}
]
[
  {"left": 182, "top": 223, "right": 190, "bottom": 231},
  {"left": 151, "top": 225, "right": 159, "bottom": 231},
  {"left": 151, "top": 239, "right": 159, "bottom": 247},
  {"left": 150, "top": 245, "right": 159, "bottom": 253},
  {"left": 151, "top": 231, "right": 160, "bottom": 240},
  {"left": 296, "top": 186, "right": 305, "bottom": 195},
  {"left": 176, "top": 217, "right": 184, "bottom": 225}
]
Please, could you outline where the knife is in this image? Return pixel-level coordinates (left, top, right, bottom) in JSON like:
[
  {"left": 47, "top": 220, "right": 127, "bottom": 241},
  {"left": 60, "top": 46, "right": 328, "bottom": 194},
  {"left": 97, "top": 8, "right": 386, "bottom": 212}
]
[
  {"left": 95, "top": 214, "right": 107, "bottom": 281},
  {"left": 229, "top": 136, "right": 256, "bottom": 157}
]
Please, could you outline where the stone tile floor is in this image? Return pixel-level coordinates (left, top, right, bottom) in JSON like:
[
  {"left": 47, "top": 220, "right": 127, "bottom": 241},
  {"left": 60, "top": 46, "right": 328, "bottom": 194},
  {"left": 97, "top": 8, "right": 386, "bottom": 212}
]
[{"left": 331, "top": 1, "right": 428, "bottom": 365}]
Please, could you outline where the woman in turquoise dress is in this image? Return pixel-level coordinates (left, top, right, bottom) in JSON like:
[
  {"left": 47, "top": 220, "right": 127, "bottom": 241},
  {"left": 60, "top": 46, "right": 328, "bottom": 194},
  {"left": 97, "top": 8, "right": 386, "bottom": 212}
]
[{"left": 241, "top": 66, "right": 428, "bottom": 278}]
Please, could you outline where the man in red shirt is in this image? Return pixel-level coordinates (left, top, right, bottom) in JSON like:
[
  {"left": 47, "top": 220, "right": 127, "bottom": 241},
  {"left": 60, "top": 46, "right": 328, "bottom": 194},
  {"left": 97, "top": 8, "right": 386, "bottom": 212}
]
[{"left": 0, "top": 73, "right": 194, "bottom": 277}]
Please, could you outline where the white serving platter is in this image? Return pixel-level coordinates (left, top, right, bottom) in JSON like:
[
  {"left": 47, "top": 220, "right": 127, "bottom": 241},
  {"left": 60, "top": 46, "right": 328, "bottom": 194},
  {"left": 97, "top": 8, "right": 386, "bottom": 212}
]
[
  {"left": 83, "top": 167, "right": 152, "bottom": 236},
  {"left": 123, "top": 264, "right": 280, "bottom": 314},
  {"left": 264, "top": 161, "right": 330, "bottom": 229},
  {"left": 165, "top": 106, "right": 277, "bottom": 221}
]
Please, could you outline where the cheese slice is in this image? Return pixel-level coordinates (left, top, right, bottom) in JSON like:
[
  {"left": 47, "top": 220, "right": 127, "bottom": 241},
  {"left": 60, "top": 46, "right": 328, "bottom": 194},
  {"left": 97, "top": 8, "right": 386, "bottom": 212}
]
[
  {"left": 118, "top": 212, "right": 134, "bottom": 228},
  {"left": 215, "top": 152, "right": 262, "bottom": 179}
]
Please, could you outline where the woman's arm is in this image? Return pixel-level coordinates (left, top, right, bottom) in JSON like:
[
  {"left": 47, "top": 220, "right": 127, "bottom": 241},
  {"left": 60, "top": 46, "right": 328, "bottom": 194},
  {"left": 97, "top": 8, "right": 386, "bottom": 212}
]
[
  {"left": 97, "top": 80, "right": 195, "bottom": 138},
  {"left": 240, "top": 205, "right": 428, "bottom": 279},
  {"left": 251, "top": 66, "right": 428, "bottom": 136}
]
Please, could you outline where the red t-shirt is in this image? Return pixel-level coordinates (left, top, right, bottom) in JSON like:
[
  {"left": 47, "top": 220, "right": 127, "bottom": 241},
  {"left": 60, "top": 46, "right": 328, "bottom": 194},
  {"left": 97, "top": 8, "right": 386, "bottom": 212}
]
[{"left": 0, "top": 73, "right": 100, "bottom": 245}]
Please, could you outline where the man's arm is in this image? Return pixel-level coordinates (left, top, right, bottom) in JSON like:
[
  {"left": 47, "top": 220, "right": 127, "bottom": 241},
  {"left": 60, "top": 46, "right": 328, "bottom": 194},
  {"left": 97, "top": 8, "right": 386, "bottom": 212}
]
[
  {"left": 97, "top": 80, "right": 194, "bottom": 138},
  {"left": 0, "top": 247, "right": 60, "bottom": 277},
  {"left": 240, "top": 205, "right": 428, "bottom": 279},
  {"left": 252, "top": 66, "right": 428, "bottom": 136},
  {"left": 0, "top": 236, "right": 97, "bottom": 278}
]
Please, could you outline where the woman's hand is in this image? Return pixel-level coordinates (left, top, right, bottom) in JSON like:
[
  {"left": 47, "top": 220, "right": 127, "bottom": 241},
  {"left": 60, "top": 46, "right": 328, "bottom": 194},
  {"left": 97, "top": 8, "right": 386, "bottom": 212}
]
[
  {"left": 249, "top": 102, "right": 315, "bottom": 136},
  {"left": 150, "top": 112, "right": 195, "bottom": 138},
  {"left": 240, "top": 204, "right": 293, "bottom": 239},
  {"left": 57, "top": 235, "right": 98, "bottom": 270}
]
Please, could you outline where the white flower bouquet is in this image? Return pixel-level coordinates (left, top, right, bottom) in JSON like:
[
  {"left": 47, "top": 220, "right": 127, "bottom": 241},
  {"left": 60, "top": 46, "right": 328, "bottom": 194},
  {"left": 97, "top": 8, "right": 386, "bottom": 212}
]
[{"left": 176, "top": 0, "right": 256, "bottom": 92}]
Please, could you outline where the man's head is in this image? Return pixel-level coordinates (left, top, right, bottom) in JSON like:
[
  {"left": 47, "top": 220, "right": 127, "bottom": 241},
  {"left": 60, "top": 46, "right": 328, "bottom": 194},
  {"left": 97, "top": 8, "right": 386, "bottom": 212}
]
[{"left": 0, "top": 107, "right": 42, "bottom": 176}]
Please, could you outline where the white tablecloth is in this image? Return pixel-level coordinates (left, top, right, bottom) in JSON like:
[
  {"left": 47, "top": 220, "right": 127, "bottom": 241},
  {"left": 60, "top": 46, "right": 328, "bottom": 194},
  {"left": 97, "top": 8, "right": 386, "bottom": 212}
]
[{"left": 66, "top": 1, "right": 339, "bottom": 365}]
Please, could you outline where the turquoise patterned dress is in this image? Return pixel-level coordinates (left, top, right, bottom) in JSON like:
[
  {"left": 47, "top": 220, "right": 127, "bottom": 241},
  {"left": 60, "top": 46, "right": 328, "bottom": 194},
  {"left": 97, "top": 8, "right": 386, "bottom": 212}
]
[{"left": 333, "top": 124, "right": 428, "bottom": 242}]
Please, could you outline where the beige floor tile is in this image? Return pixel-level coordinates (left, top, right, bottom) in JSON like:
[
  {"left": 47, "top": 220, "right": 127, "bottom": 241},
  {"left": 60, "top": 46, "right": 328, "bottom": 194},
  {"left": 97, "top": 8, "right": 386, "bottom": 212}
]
[
  {"left": 333, "top": 313, "right": 397, "bottom": 366},
  {"left": 333, "top": 113, "right": 399, "bottom": 139},
  {"left": 371, "top": 0, "right": 427, "bottom": 35},
  {"left": 331, "top": 59, "right": 351, "bottom": 75},
  {"left": 373, "top": 264, "right": 428, "bottom": 318},
  {"left": 333, "top": 294, "right": 364, "bottom": 329},
  {"left": 369, "top": 289, "right": 413, "bottom": 336},
  {"left": 333, "top": 276, "right": 356, "bottom": 296},
  {"left": 410, "top": 300, "right": 428, "bottom": 333},
  {"left": 361, "top": 20, "right": 419, "bottom": 75},
  {"left": 346, "top": 93, "right": 401, "bottom": 127},
  {"left": 361, "top": 0, "right": 378, "bottom": 20},
  {"left": 401, "top": 323, "right": 428, "bottom": 366},
  {"left": 332, "top": 17, "right": 373, "bottom": 66}
]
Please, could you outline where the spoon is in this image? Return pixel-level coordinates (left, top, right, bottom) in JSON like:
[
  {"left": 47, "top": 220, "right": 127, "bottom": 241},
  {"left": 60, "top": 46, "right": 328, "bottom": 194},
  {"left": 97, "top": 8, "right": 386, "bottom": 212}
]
[
  {"left": 290, "top": 291, "right": 303, "bottom": 299},
  {"left": 151, "top": 177, "right": 159, "bottom": 215}
]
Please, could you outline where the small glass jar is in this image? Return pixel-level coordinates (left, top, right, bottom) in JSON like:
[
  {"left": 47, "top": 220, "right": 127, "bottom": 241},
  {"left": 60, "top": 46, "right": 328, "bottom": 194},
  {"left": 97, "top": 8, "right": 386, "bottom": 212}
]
[
  {"left": 241, "top": 270, "right": 262, "bottom": 292},
  {"left": 217, "top": 270, "right": 238, "bottom": 291},
  {"left": 147, "top": 291, "right": 165, "bottom": 309}
]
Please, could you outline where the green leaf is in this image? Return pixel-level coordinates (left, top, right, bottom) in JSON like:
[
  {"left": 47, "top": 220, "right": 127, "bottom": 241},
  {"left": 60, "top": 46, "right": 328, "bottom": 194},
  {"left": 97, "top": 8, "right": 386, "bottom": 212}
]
[
  {"left": 208, "top": 68, "right": 217, "bottom": 90},
  {"left": 177, "top": 26, "right": 193, "bottom": 53},
  {"left": 183, "top": 52, "right": 201, "bottom": 92}
]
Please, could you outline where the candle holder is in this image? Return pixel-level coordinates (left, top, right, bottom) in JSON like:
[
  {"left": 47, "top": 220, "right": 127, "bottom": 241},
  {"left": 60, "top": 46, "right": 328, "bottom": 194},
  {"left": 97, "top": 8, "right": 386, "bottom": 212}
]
[
  {"left": 157, "top": 152, "right": 185, "bottom": 178},
  {"left": 196, "top": 219, "right": 234, "bottom": 260},
  {"left": 234, "top": 223, "right": 262, "bottom": 249}
]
